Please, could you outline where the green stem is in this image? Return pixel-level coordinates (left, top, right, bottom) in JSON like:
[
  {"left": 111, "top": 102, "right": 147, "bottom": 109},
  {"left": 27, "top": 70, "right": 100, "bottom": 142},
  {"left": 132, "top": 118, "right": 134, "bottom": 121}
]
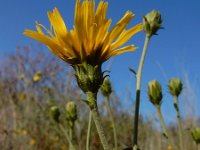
[
  {"left": 58, "top": 124, "right": 75, "bottom": 150},
  {"left": 86, "top": 111, "right": 92, "bottom": 150},
  {"left": 86, "top": 92, "right": 109, "bottom": 150},
  {"left": 133, "top": 35, "right": 151, "bottom": 148},
  {"left": 156, "top": 105, "right": 171, "bottom": 146},
  {"left": 105, "top": 96, "right": 118, "bottom": 150},
  {"left": 173, "top": 96, "right": 183, "bottom": 150},
  {"left": 69, "top": 128, "right": 73, "bottom": 150}
]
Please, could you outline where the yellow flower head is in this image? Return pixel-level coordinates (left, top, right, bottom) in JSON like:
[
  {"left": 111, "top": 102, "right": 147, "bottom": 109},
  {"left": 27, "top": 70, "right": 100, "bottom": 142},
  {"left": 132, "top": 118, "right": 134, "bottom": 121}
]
[
  {"left": 29, "top": 138, "right": 36, "bottom": 145},
  {"left": 33, "top": 71, "right": 42, "bottom": 82},
  {"left": 24, "top": 0, "right": 142, "bottom": 66}
]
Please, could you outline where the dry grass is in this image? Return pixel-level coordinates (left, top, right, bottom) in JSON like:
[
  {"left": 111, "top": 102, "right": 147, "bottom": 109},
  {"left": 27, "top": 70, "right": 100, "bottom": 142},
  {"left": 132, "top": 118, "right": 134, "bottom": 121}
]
[{"left": 0, "top": 45, "right": 199, "bottom": 150}]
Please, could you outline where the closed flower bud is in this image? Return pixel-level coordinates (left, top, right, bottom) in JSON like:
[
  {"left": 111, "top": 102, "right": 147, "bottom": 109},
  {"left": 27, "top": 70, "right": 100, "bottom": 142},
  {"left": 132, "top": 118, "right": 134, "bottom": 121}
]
[
  {"left": 66, "top": 101, "right": 77, "bottom": 122},
  {"left": 191, "top": 128, "right": 200, "bottom": 144},
  {"left": 148, "top": 80, "right": 163, "bottom": 106},
  {"left": 168, "top": 78, "right": 183, "bottom": 97},
  {"left": 50, "top": 106, "right": 60, "bottom": 123},
  {"left": 143, "top": 10, "right": 162, "bottom": 37},
  {"left": 19, "top": 74, "right": 25, "bottom": 80},
  {"left": 100, "top": 78, "right": 112, "bottom": 97}
]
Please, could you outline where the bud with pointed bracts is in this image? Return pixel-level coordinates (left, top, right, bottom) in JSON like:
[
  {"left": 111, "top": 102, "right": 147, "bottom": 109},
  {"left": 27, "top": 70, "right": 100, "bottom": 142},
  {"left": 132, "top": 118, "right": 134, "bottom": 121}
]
[
  {"left": 168, "top": 78, "right": 183, "bottom": 97},
  {"left": 100, "top": 77, "right": 112, "bottom": 97},
  {"left": 143, "top": 10, "right": 162, "bottom": 37},
  {"left": 148, "top": 80, "right": 163, "bottom": 106},
  {"left": 66, "top": 101, "right": 77, "bottom": 122},
  {"left": 50, "top": 106, "right": 60, "bottom": 123},
  {"left": 73, "top": 63, "right": 104, "bottom": 93},
  {"left": 191, "top": 128, "right": 200, "bottom": 144},
  {"left": 66, "top": 101, "right": 77, "bottom": 128}
]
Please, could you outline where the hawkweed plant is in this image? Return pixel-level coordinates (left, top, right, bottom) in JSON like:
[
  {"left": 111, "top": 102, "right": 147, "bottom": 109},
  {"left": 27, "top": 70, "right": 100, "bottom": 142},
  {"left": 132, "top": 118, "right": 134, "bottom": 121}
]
[
  {"left": 132, "top": 10, "right": 162, "bottom": 150},
  {"left": 24, "top": 0, "right": 142, "bottom": 149},
  {"left": 101, "top": 77, "right": 118, "bottom": 150},
  {"left": 168, "top": 78, "right": 183, "bottom": 150},
  {"left": 147, "top": 80, "right": 171, "bottom": 146}
]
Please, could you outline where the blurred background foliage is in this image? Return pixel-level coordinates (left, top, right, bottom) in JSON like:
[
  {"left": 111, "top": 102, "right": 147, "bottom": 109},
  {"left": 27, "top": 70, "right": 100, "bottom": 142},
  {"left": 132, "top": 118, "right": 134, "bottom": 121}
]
[{"left": 0, "top": 45, "right": 199, "bottom": 150}]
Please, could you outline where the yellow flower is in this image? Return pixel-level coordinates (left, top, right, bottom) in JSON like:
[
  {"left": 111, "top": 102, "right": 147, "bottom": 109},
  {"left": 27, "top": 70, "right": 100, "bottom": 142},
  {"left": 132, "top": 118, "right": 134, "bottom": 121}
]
[
  {"left": 29, "top": 138, "right": 36, "bottom": 145},
  {"left": 167, "top": 145, "right": 172, "bottom": 150},
  {"left": 15, "top": 129, "right": 28, "bottom": 135},
  {"left": 24, "top": 0, "right": 142, "bottom": 65},
  {"left": 33, "top": 72, "right": 42, "bottom": 82}
]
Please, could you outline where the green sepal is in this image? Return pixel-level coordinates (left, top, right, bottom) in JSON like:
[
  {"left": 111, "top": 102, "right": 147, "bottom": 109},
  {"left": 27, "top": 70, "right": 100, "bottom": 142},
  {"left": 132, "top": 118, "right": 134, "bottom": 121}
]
[{"left": 81, "top": 99, "right": 94, "bottom": 109}]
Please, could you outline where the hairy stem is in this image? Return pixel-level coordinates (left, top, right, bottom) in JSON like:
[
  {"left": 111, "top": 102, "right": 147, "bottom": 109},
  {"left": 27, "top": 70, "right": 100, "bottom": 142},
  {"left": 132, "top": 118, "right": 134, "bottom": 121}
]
[
  {"left": 105, "top": 96, "right": 118, "bottom": 149},
  {"left": 87, "top": 92, "right": 109, "bottom": 150},
  {"left": 173, "top": 96, "right": 183, "bottom": 150},
  {"left": 133, "top": 35, "right": 151, "bottom": 148},
  {"left": 86, "top": 111, "right": 92, "bottom": 150}
]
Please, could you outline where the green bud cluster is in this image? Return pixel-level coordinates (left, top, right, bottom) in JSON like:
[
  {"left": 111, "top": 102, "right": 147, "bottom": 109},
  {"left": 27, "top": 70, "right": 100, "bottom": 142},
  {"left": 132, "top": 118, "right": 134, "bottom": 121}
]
[
  {"left": 66, "top": 101, "right": 77, "bottom": 128},
  {"left": 73, "top": 62, "right": 104, "bottom": 93},
  {"left": 143, "top": 10, "right": 162, "bottom": 37},
  {"left": 49, "top": 106, "right": 60, "bottom": 123},
  {"left": 100, "top": 77, "right": 112, "bottom": 97},
  {"left": 168, "top": 78, "right": 183, "bottom": 97},
  {"left": 191, "top": 128, "right": 200, "bottom": 144},
  {"left": 148, "top": 80, "right": 163, "bottom": 106}
]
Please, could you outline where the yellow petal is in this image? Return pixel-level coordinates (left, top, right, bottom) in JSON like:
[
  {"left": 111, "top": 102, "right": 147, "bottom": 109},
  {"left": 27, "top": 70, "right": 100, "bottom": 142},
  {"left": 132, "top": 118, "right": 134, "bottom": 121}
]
[
  {"left": 110, "top": 23, "right": 143, "bottom": 50},
  {"left": 47, "top": 8, "right": 69, "bottom": 47},
  {"left": 53, "top": 8, "right": 68, "bottom": 34},
  {"left": 107, "top": 45, "right": 137, "bottom": 59},
  {"left": 35, "top": 22, "right": 44, "bottom": 34},
  {"left": 96, "top": 1, "right": 108, "bottom": 25},
  {"left": 94, "top": 19, "right": 112, "bottom": 50},
  {"left": 108, "top": 11, "right": 134, "bottom": 41},
  {"left": 23, "top": 30, "right": 73, "bottom": 59},
  {"left": 102, "top": 11, "right": 134, "bottom": 50}
]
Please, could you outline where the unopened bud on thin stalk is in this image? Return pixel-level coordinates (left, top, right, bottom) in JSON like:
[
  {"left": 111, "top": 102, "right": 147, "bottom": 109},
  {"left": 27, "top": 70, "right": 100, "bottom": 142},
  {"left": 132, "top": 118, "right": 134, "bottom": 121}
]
[
  {"left": 191, "top": 128, "right": 200, "bottom": 144},
  {"left": 100, "top": 78, "right": 112, "bottom": 97},
  {"left": 50, "top": 106, "right": 60, "bottom": 123},
  {"left": 169, "top": 78, "right": 183, "bottom": 150},
  {"left": 143, "top": 10, "right": 162, "bottom": 37},
  {"left": 168, "top": 78, "right": 183, "bottom": 97},
  {"left": 148, "top": 80, "right": 163, "bottom": 106},
  {"left": 66, "top": 101, "right": 77, "bottom": 122}
]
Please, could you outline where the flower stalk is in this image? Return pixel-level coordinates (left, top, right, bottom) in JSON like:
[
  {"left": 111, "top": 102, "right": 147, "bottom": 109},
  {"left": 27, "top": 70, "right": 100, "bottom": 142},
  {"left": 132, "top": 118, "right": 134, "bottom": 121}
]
[
  {"left": 155, "top": 105, "right": 170, "bottom": 145},
  {"left": 86, "top": 92, "right": 109, "bottom": 150},
  {"left": 174, "top": 96, "right": 183, "bottom": 150},
  {"left": 58, "top": 123, "right": 75, "bottom": 150},
  {"left": 105, "top": 96, "right": 118, "bottom": 150},
  {"left": 133, "top": 35, "right": 150, "bottom": 149},
  {"left": 86, "top": 111, "right": 92, "bottom": 150}
]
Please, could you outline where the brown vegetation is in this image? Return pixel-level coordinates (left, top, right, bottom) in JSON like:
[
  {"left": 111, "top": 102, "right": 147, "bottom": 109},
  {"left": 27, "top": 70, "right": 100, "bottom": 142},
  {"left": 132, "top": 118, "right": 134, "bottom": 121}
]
[{"left": 0, "top": 46, "right": 199, "bottom": 150}]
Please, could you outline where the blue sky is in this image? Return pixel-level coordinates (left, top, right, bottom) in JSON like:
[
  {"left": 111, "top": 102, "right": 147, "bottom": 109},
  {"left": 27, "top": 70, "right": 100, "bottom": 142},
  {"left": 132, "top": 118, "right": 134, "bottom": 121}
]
[{"left": 0, "top": 0, "right": 200, "bottom": 123}]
